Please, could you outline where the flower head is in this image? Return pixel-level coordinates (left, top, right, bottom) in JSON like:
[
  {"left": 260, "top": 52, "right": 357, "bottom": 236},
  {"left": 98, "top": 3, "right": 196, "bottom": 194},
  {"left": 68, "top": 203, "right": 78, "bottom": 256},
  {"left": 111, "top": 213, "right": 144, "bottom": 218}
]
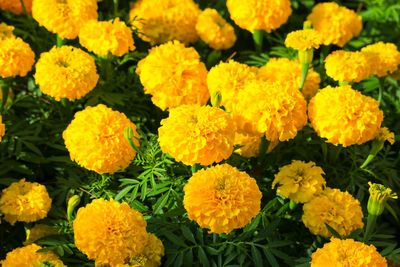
[
  {"left": 232, "top": 114, "right": 262, "bottom": 158},
  {"left": 24, "top": 224, "right": 57, "bottom": 245},
  {"left": 73, "top": 199, "right": 148, "bottom": 266},
  {"left": 308, "top": 85, "right": 383, "bottom": 147},
  {"left": 272, "top": 160, "right": 326, "bottom": 203},
  {"left": 0, "top": 23, "right": 14, "bottom": 39},
  {"left": 375, "top": 127, "right": 395, "bottom": 145},
  {"left": 136, "top": 41, "right": 209, "bottom": 110},
  {"left": 35, "top": 46, "right": 99, "bottom": 101},
  {"left": 226, "top": 0, "right": 291, "bottom": 32},
  {"left": 158, "top": 105, "right": 235, "bottom": 166},
  {"left": 311, "top": 238, "right": 387, "bottom": 267},
  {"left": 1, "top": 244, "right": 66, "bottom": 267},
  {"left": 0, "top": 179, "right": 52, "bottom": 225},
  {"left": 0, "top": 0, "right": 32, "bottom": 15},
  {"left": 196, "top": 8, "right": 237, "bottom": 50},
  {"left": 63, "top": 104, "right": 140, "bottom": 174},
  {"left": 302, "top": 188, "right": 364, "bottom": 237},
  {"left": 361, "top": 42, "right": 400, "bottom": 77},
  {"left": 367, "top": 182, "right": 398, "bottom": 216},
  {"left": 79, "top": 18, "right": 135, "bottom": 57},
  {"left": 32, "top": 0, "right": 98, "bottom": 39},
  {"left": 285, "top": 29, "right": 322, "bottom": 51},
  {"left": 184, "top": 164, "right": 262, "bottom": 234},
  {"left": 307, "top": 2, "right": 362, "bottom": 47},
  {"left": 0, "top": 116, "right": 5, "bottom": 142},
  {"left": 129, "top": 0, "right": 200, "bottom": 45},
  {"left": 126, "top": 233, "right": 165, "bottom": 267}
]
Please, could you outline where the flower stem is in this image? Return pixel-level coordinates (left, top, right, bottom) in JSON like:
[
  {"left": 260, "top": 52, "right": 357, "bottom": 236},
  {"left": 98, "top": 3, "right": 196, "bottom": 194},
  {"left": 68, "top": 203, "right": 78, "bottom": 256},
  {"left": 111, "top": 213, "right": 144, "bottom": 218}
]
[
  {"left": 363, "top": 214, "right": 377, "bottom": 242},
  {"left": 299, "top": 62, "right": 309, "bottom": 91},
  {"left": 113, "top": 0, "right": 119, "bottom": 17},
  {"left": 56, "top": 35, "right": 64, "bottom": 47},
  {"left": 360, "top": 154, "right": 375, "bottom": 169},
  {"left": 253, "top": 30, "right": 264, "bottom": 54}
]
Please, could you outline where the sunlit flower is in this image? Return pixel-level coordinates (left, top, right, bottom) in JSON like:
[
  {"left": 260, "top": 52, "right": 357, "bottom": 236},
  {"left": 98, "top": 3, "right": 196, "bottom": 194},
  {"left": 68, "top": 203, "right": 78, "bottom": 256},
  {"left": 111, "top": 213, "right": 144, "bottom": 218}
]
[
  {"left": 361, "top": 42, "right": 400, "bottom": 77},
  {"left": 232, "top": 114, "right": 262, "bottom": 158},
  {"left": 284, "top": 29, "right": 322, "bottom": 51}
]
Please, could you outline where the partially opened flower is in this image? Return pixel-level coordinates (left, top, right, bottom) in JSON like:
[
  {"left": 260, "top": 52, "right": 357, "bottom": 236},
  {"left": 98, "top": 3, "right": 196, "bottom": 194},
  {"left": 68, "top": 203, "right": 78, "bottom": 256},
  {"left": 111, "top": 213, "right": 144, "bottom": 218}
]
[
  {"left": 35, "top": 46, "right": 99, "bottom": 100},
  {"left": 285, "top": 29, "right": 322, "bottom": 51},
  {"left": 184, "top": 164, "right": 262, "bottom": 234},
  {"left": 361, "top": 42, "right": 400, "bottom": 77},
  {"left": 367, "top": 182, "right": 398, "bottom": 216},
  {"left": 0, "top": 0, "right": 32, "bottom": 15}
]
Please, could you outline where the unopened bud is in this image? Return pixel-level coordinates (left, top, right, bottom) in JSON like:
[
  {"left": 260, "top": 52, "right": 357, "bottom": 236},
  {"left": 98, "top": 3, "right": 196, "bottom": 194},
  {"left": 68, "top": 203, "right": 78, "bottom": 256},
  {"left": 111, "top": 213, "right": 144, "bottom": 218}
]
[
  {"left": 211, "top": 91, "right": 222, "bottom": 108},
  {"left": 67, "top": 195, "right": 81, "bottom": 221}
]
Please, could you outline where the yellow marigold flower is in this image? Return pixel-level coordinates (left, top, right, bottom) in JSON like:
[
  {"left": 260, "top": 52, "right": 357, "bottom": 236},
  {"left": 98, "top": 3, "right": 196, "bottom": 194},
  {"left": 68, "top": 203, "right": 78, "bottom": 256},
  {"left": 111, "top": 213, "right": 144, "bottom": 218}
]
[
  {"left": 0, "top": 0, "right": 32, "bottom": 15},
  {"left": 73, "top": 199, "right": 147, "bottom": 266},
  {"left": 24, "top": 224, "right": 57, "bottom": 245},
  {"left": 307, "top": 2, "right": 362, "bottom": 47},
  {"left": 232, "top": 115, "right": 262, "bottom": 158},
  {"left": 136, "top": 41, "right": 209, "bottom": 110},
  {"left": 236, "top": 80, "right": 307, "bottom": 143},
  {"left": 226, "top": 0, "right": 291, "bottom": 32},
  {"left": 158, "top": 105, "right": 235, "bottom": 166},
  {"left": 1, "top": 244, "right": 66, "bottom": 267},
  {"left": 0, "top": 23, "right": 14, "bottom": 38},
  {"left": 129, "top": 0, "right": 200, "bottom": 45},
  {"left": 272, "top": 160, "right": 326, "bottom": 203},
  {"left": 368, "top": 182, "right": 398, "bottom": 216},
  {"left": 325, "top": 50, "right": 371, "bottom": 83},
  {"left": 0, "top": 116, "right": 5, "bottom": 142},
  {"left": 284, "top": 29, "right": 322, "bottom": 51},
  {"left": 0, "top": 179, "right": 52, "bottom": 225},
  {"left": 258, "top": 57, "right": 321, "bottom": 100},
  {"left": 302, "top": 188, "right": 364, "bottom": 237},
  {"left": 0, "top": 36, "right": 35, "bottom": 78},
  {"left": 35, "top": 46, "right": 99, "bottom": 101},
  {"left": 207, "top": 60, "right": 258, "bottom": 112},
  {"left": 124, "top": 233, "right": 165, "bottom": 267},
  {"left": 195, "top": 8, "right": 237, "bottom": 50},
  {"left": 361, "top": 42, "right": 400, "bottom": 77},
  {"left": 184, "top": 164, "right": 262, "bottom": 234},
  {"left": 311, "top": 238, "right": 387, "bottom": 267},
  {"left": 308, "top": 85, "right": 383, "bottom": 147},
  {"left": 62, "top": 104, "right": 139, "bottom": 174},
  {"left": 32, "top": 0, "right": 98, "bottom": 40},
  {"left": 375, "top": 127, "right": 395, "bottom": 145}
]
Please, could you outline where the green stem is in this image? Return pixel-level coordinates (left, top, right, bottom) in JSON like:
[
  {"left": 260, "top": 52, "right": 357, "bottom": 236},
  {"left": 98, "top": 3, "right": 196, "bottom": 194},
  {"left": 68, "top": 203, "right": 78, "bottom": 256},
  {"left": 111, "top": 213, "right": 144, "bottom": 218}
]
[
  {"left": 360, "top": 154, "right": 375, "bottom": 169},
  {"left": 252, "top": 30, "right": 264, "bottom": 54},
  {"left": 364, "top": 214, "right": 378, "bottom": 242},
  {"left": 0, "top": 79, "right": 10, "bottom": 114},
  {"left": 299, "top": 63, "right": 309, "bottom": 91},
  {"left": 56, "top": 35, "right": 64, "bottom": 47},
  {"left": 113, "top": 0, "right": 119, "bottom": 17}
]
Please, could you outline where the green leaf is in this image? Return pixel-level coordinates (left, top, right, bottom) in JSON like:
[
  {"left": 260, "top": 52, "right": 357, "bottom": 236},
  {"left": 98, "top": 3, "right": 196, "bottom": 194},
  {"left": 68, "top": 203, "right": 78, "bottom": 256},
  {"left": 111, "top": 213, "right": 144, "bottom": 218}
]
[
  {"left": 114, "top": 185, "right": 134, "bottom": 201},
  {"left": 181, "top": 226, "right": 196, "bottom": 244},
  {"left": 198, "top": 247, "right": 210, "bottom": 267},
  {"left": 251, "top": 245, "right": 263, "bottom": 267},
  {"left": 153, "top": 191, "right": 170, "bottom": 214}
]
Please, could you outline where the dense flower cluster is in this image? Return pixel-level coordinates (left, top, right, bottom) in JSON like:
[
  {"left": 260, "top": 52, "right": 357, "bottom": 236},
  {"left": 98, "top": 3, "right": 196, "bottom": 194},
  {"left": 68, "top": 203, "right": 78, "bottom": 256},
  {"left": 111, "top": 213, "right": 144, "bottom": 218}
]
[
  {"left": 311, "top": 238, "right": 387, "bottom": 267},
  {"left": 361, "top": 42, "right": 400, "bottom": 77},
  {"left": 284, "top": 29, "right": 322, "bottom": 51},
  {"left": 32, "top": 0, "right": 98, "bottom": 39},
  {"left": 0, "top": 179, "right": 52, "bottom": 225},
  {"left": 308, "top": 85, "right": 383, "bottom": 147},
  {"left": 136, "top": 41, "right": 209, "bottom": 110},
  {"left": 272, "top": 160, "right": 326, "bottom": 203},
  {"left": 226, "top": 0, "right": 292, "bottom": 32},
  {"left": 307, "top": 2, "right": 362, "bottom": 47},
  {"left": 196, "top": 8, "right": 237, "bottom": 50},
  {"left": 1, "top": 244, "right": 66, "bottom": 267},
  {"left": 184, "top": 164, "right": 262, "bottom": 234},
  {"left": 302, "top": 188, "right": 364, "bottom": 237},
  {"left": 129, "top": 0, "right": 200, "bottom": 45},
  {"left": 0, "top": 116, "right": 4, "bottom": 142},
  {"left": 63, "top": 104, "right": 139, "bottom": 174},
  {"left": 0, "top": 0, "right": 32, "bottom": 14},
  {"left": 79, "top": 18, "right": 135, "bottom": 57},
  {"left": 158, "top": 105, "right": 235, "bottom": 166},
  {"left": 24, "top": 224, "right": 57, "bottom": 245},
  {"left": 73, "top": 199, "right": 148, "bottom": 266},
  {"left": 35, "top": 46, "right": 99, "bottom": 101}
]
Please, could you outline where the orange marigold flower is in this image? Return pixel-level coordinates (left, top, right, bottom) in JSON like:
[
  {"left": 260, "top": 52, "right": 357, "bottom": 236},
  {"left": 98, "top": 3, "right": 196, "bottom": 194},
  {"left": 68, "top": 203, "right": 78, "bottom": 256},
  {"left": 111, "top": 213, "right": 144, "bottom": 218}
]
[
  {"left": 62, "top": 104, "right": 140, "bottom": 174},
  {"left": 158, "top": 105, "right": 235, "bottom": 166},
  {"left": 307, "top": 2, "right": 362, "bottom": 47},
  {"left": 0, "top": 0, "right": 32, "bottom": 15},
  {"left": 285, "top": 29, "right": 322, "bottom": 51},
  {"left": 308, "top": 85, "right": 383, "bottom": 147},
  {"left": 129, "top": 0, "right": 200, "bottom": 45},
  {"left": 73, "top": 199, "right": 147, "bottom": 266},
  {"left": 361, "top": 42, "right": 400, "bottom": 77},
  {"left": 136, "top": 41, "right": 209, "bottom": 110},
  {"left": 226, "top": 0, "right": 291, "bottom": 32},
  {"left": 302, "top": 188, "right": 364, "bottom": 237},
  {"left": 311, "top": 238, "right": 387, "bottom": 267},
  {"left": 184, "top": 164, "right": 262, "bottom": 234}
]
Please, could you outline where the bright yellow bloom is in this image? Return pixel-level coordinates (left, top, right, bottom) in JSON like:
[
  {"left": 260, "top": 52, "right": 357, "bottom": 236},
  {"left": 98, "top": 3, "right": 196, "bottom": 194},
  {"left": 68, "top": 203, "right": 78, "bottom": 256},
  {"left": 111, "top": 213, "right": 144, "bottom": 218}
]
[
  {"left": 308, "top": 85, "right": 383, "bottom": 147},
  {"left": 284, "top": 29, "right": 322, "bottom": 51},
  {"left": 73, "top": 199, "right": 147, "bottom": 266},
  {"left": 236, "top": 80, "right": 307, "bottom": 143},
  {"left": 136, "top": 41, "right": 209, "bottom": 110},
  {"left": 0, "top": 23, "right": 14, "bottom": 38},
  {"left": 32, "top": 0, "right": 98, "bottom": 39},
  {"left": 368, "top": 182, "right": 398, "bottom": 216},
  {"left": 0, "top": 116, "right": 5, "bottom": 142},
  {"left": 124, "top": 233, "right": 165, "bottom": 267},
  {"left": 311, "top": 238, "right": 387, "bottom": 267},
  {"left": 63, "top": 104, "right": 139, "bottom": 174},
  {"left": 325, "top": 50, "right": 371, "bottom": 83},
  {"left": 79, "top": 18, "right": 135, "bottom": 57},
  {"left": 129, "top": 0, "right": 200, "bottom": 45},
  {"left": 0, "top": 0, "right": 32, "bottom": 14},
  {"left": 302, "top": 188, "right": 364, "bottom": 237},
  {"left": 226, "top": 0, "right": 291, "bottom": 32},
  {"left": 24, "top": 224, "right": 57, "bottom": 245},
  {"left": 375, "top": 127, "right": 395, "bottom": 145},
  {"left": 232, "top": 114, "right": 262, "bottom": 158},
  {"left": 0, "top": 179, "right": 52, "bottom": 225},
  {"left": 272, "top": 160, "right": 326, "bottom": 203},
  {"left": 35, "top": 46, "right": 99, "bottom": 101},
  {"left": 184, "top": 164, "right": 262, "bottom": 234},
  {"left": 158, "top": 105, "right": 235, "bottom": 166},
  {"left": 195, "top": 8, "right": 237, "bottom": 50},
  {"left": 361, "top": 42, "right": 400, "bottom": 77},
  {"left": 1, "top": 244, "right": 66, "bottom": 267},
  {"left": 307, "top": 2, "right": 362, "bottom": 47},
  {"left": 258, "top": 57, "right": 321, "bottom": 100},
  {"left": 207, "top": 60, "right": 258, "bottom": 112}
]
